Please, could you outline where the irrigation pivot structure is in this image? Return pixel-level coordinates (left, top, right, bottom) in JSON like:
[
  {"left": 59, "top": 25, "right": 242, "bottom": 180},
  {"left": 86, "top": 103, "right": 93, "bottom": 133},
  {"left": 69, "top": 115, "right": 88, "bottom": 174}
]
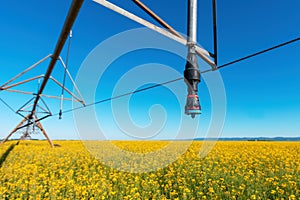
[
  {"left": 93, "top": 0, "right": 217, "bottom": 117},
  {"left": 0, "top": 0, "right": 217, "bottom": 147},
  {"left": 0, "top": 0, "right": 85, "bottom": 147},
  {"left": 0, "top": 0, "right": 217, "bottom": 146},
  {"left": 1, "top": 0, "right": 299, "bottom": 146}
]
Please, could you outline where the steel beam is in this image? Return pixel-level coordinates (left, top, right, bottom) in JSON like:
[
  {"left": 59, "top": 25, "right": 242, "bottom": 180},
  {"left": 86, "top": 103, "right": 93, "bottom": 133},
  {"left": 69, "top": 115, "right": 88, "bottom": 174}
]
[
  {"left": 4, "top": 90, "right": 74, "bottom": 101},
  {"left": 30, "top": 0, "right": 84, "bottom": 118},
  {"left": 58, "top": 57, "right": 85, "bottom": 104},
  {"left": 0, "top": 55, "right": 52, "bottom": 89},
  {"left": 34, "top": 115, "right": 54, "bottom": 148},
  {"left": 1, "top": 75, "right": 44, "bottom": 91},
  {"left": 93, "top": 0, "right": 216, "bottom": 68},
  {"left": 49, "top": 76, "right": 84, "bottom": 104},
  {"left": 132, "top": 0, "right": 182, "bottom": 38}
]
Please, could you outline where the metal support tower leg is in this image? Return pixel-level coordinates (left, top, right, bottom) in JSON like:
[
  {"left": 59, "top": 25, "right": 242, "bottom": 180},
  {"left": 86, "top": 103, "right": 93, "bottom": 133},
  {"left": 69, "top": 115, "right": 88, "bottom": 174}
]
[
  {"left": 34, "top": 115, "right": 54, "bottom": 148},
  {"left": 0, "top": 114, "right": 30, "bottom": 145},
  {"left": 0, "top": 114, "right": 54, "bottom": 147}
]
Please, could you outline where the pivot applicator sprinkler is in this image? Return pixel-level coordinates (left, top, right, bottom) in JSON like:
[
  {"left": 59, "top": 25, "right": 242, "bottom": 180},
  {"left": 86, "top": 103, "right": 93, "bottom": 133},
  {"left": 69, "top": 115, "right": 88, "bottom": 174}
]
[{"left": 184, "top": 0, "right": 201, "bottom": 118}]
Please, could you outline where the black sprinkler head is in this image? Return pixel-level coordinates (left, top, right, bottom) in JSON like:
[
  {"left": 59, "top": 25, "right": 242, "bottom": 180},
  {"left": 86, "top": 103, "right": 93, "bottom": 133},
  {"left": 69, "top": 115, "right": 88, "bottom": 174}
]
[
  {"left": 184, "top": 51, "right": 201, "bottom": 118},
  {"left": 185, "top": 94, "right": 201, "bottom": 118}
]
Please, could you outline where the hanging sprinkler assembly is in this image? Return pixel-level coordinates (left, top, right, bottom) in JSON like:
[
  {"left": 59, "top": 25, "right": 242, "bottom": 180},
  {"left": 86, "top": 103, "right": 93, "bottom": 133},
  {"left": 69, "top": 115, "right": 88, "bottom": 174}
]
[{"left": 184, "top": 0, "right": 201, "bottom": 118}]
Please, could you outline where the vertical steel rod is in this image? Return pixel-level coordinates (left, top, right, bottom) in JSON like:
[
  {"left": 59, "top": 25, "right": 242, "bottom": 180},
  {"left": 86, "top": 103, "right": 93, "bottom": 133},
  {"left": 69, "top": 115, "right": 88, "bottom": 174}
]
[
  {"left": 93, "top": 0, "right": 216, "bottom": 68},
  {"left": 187, "top": 0, "right": 198, "bottom": 45},
  {"left": 184, "top": 0, "right": 201, "bottom": 118},
  {"left": 212, "top": 0, "right": 218, "bottom": 66},
  {"left": 132, "top": 0, "right": 216, "bottom": 61},
  {"left": 30, "top": 0, "right": 84, "bottom": 118}
]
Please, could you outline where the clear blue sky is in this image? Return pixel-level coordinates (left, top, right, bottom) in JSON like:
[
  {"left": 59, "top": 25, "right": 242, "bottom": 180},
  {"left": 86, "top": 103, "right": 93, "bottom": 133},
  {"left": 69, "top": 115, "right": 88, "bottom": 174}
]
[{"left": 0, "top": 0, "right": 299, "bottom": 140}]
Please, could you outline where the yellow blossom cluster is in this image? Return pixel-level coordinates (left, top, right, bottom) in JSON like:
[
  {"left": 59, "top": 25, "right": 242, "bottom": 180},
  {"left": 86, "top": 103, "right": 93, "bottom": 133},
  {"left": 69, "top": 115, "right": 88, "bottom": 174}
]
[{"left": 0, "top": 141, "right": 299, "bottom": 199}]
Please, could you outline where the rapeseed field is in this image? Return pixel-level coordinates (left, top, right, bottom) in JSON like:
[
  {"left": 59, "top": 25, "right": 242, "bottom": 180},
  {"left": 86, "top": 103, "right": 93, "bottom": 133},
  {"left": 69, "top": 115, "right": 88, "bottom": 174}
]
[{"left": 0, "top": 141, "right": 299, "bottom": 199}]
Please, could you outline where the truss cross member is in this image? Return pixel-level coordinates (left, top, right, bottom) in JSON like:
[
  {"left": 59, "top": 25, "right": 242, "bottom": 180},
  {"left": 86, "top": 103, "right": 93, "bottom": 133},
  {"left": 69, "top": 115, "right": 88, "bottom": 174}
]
[
  {"left": 0, "top": 114, "right": 54, "bottom": 147},
  {"left": 0, "top": 114, "right": 30, "bottom": 145}
]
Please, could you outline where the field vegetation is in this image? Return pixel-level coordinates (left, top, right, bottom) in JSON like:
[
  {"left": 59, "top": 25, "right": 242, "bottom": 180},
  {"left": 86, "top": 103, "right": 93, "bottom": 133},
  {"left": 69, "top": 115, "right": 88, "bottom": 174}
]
[{"left": 0, "top": 141, "right": 299, "bottom": 199}]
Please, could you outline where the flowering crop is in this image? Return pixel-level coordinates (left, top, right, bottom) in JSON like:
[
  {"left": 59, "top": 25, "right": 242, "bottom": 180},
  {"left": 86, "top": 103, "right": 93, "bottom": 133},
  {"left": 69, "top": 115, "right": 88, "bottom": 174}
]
[{"left": 0, "top": 141, "right": 299, "bottom": 199}]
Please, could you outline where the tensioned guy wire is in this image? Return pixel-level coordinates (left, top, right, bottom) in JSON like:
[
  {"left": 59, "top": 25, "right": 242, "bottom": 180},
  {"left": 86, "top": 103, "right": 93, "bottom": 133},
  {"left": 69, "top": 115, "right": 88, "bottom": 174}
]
[
  {"left": 0, "top": 97, "right": 16, "bottom": 114},
  {"left": 52, "top": 36, "right": 300, "bottom": 116},
  {"left": 219, "top": 37, "right": 300, "bottom": 69},
  {"left": 52, "top": 77, "right": 184, "bottom": 116},
  {"left": 202, "top": 37, "right": 300, "bottom": 73},
  {"left": 1, "top": 36, "right": 300, "bottom": 121},
  {"left": 59, "top": 30, "right": 73, "bottom": 119}
]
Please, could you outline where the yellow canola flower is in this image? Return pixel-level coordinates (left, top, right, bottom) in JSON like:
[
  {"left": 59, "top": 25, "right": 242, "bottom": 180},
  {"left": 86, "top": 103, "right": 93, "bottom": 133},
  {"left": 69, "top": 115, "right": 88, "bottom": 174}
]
[{"left": 0, "top": 141, "right": 299, "bottom": 199}]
